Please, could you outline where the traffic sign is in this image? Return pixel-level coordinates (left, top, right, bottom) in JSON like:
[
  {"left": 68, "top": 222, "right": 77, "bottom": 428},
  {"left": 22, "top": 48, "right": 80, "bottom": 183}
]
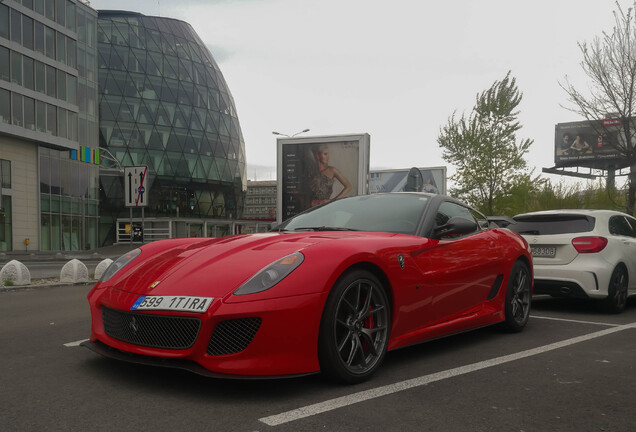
[{"left": 124, "top": 166, "right": 150, "bottom": 207}]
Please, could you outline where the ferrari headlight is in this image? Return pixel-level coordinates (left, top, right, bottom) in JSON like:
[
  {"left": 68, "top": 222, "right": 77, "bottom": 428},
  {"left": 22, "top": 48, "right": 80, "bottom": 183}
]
[
  {"left": 99, "top": 248, "right": 142, "bottom": 282},
  {"left": 234, "top": 252, "right": 304, "bottom": 295}
]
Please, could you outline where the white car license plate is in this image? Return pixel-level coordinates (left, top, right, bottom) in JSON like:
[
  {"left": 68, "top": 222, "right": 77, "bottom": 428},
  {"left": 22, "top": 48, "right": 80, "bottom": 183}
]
[
  {"left": 531, "top": 246, "right": 556, "bottom": 258},
  {"left": 131, "top": 296, "right": 214, "bottom": 313}
]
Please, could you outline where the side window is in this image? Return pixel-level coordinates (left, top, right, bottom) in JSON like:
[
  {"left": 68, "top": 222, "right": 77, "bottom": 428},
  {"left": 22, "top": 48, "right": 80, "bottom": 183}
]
[
  {"left": 609, "top": 216, "right": 635, "bottom": 237},
  {"left": 470, "top": 209, "right": 488, "bottom": 229},
  {"left": 623, "top": 216, "right": 636, "bottom": 238},
  {"left": 435, "top": 202, "right": 480, "bottom": 239}
]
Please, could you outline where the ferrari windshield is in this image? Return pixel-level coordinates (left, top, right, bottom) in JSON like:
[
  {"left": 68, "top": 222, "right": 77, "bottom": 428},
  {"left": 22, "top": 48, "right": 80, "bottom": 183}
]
[{"left": 279, "top": 193, "right": 430, "bottom": 235}]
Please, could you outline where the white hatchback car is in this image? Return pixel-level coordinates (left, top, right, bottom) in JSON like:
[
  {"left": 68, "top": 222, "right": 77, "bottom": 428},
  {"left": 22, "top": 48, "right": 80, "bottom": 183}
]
[{"left": 508, "top": 209, "right": 636, "bottom": 313}]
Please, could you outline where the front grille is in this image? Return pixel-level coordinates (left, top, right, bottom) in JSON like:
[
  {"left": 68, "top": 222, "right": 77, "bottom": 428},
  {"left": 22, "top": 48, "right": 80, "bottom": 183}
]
[
  {"left": 207, "top": 317, "right": 262, "bottom": 355},
  {"left": 102, "top": 306, "right": 201, "bottom": 350}
]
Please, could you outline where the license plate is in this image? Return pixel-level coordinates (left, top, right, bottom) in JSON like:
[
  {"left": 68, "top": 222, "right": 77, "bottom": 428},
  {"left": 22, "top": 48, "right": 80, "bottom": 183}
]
[
  {"left": 131, "top": 296, "right": 214, "bottom": 313},
  {"left": 531, "top": 246, "right": 556, "bottom": 258}
]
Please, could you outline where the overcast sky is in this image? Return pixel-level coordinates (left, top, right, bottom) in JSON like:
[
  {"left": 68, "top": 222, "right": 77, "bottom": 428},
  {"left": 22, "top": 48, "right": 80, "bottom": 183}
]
[{"left": 89, "top": 0, "right": 627, "bottom": 185}]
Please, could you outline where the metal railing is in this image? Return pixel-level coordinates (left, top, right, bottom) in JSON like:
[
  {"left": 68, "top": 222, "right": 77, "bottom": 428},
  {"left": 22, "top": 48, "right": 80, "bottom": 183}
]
[{"left": 116, "top": 217, "right": 273, "bottom": 244}]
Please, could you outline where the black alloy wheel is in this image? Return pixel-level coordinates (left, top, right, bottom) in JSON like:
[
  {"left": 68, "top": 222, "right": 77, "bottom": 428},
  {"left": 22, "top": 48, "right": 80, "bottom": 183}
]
[
  {"left": 318, "top": 270, "right": 390, "bottom": 384},
  {"left": 602, "top": 266, "right": 628, "bottom": 314},
  {"left": 502, "top": 260, "right": 532, "bottom": 332}
]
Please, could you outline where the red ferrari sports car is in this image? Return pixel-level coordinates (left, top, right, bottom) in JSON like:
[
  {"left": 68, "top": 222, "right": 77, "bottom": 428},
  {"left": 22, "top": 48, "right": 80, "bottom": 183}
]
[{"left": 83, "top": 193, "right": 533, "bottom": 383}]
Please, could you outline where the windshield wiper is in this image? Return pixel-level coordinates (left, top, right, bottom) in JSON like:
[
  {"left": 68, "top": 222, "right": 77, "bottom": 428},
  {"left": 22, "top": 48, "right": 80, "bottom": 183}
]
[{"left": 292, "top": 226, "right": 359, "bottom": 232}]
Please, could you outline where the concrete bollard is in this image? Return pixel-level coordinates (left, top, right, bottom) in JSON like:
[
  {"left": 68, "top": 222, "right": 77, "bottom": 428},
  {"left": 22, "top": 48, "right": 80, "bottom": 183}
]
[
  {"left": 93, "top": 259, "right": 113, "bottom": 280},
  {"left": 0, "top": 260, "right": 31, "bottom": 286},
  {"left": 60, "top": 259, "right": 89, "bottom": 283}
]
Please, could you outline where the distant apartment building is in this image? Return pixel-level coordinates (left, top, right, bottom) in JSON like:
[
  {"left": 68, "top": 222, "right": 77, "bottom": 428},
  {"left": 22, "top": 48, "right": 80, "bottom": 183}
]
[
  {"left": 244, "top": 180, "right": 276, "bottom": 221},
  {"left": 0, "top": 0, "right": 99, "bottom": 252}
]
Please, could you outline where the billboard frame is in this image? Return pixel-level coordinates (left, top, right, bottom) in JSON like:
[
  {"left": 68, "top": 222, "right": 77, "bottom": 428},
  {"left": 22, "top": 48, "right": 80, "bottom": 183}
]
[
  {"left": 276, "top": 133, "right": 370, "bottom": 223},
  {"left": 554, "top": 119, "right": 629, "bottom": 170}
]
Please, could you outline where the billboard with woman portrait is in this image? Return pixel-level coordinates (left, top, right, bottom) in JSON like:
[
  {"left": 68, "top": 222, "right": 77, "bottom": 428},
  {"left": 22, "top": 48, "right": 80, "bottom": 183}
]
[{"left": 276, "top": 134, "right": 370, "bottom": 222}]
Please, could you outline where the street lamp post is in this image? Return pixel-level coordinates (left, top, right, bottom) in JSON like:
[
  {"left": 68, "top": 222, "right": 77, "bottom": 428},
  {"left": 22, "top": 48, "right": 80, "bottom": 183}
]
[{"left": 272, "top": 129, "right": 310, "bottom": 138}]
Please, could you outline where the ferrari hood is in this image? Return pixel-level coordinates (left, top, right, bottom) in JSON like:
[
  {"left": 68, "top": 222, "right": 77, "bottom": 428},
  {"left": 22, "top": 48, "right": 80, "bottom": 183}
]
[{"left": 108, "top": 232, "right": 366, "bottom": 298}]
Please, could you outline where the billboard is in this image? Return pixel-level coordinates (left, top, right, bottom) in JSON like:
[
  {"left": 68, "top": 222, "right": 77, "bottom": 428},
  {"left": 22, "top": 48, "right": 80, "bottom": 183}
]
[
  {"left": 277, "top": 134, "right": 370, "bottom": 222},
  {"left": 369, "top": 167, "right": 447, "bottom": 195},
  {"left": 555, "top": 120, "right": 627, "bottom": 169}
]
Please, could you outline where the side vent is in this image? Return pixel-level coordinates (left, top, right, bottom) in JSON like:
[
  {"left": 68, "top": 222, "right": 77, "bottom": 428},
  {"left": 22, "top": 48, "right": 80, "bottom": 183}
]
[{"left": 486, "top": 274, "right": 505, "bottom": 300}]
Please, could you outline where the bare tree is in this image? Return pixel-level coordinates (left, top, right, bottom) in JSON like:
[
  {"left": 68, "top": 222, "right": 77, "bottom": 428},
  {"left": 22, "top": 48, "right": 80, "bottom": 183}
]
[{"left": 561, "top": 1, "right": 636, "bottom": 215}]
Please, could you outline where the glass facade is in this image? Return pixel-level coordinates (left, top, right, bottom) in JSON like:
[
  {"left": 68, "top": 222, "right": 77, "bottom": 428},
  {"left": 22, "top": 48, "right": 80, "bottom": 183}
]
[
  {"left": 39, "top": 147, "right": 99, "bottom": 250},
  {"left": 97, "top": 11, "right": 247, "bottom": 245},
  {"left": 1, "top": 0, "right": 99, "bottom": 251}
]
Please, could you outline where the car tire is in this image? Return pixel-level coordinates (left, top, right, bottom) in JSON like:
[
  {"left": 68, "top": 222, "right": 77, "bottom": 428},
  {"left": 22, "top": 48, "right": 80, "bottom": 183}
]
[
  {"left": 501, "top": 260, "right": 532, "bottom": 333},
  {"left": 318, "top": 269, "right": 390, "bottom": 384},
  {"left": 602, "top": 266, "right": 628, "bottom": 314}
]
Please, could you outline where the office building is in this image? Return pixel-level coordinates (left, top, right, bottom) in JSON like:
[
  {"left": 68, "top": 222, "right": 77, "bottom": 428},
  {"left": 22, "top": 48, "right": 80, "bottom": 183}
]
[
  {"left": 244, "top": 180, "right": 276, "bottom": 221},
  {"left": 96, "top": 10, "right": 247, "bottom": 245},
  {"left": 0, "top": 0, "right": 99, "bottom": 252}
]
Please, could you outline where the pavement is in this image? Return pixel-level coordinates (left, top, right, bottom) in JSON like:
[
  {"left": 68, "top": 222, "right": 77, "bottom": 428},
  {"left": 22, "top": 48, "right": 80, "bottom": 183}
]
[{"left": 0, "top": 243, "right": 140, "bottom": 290}]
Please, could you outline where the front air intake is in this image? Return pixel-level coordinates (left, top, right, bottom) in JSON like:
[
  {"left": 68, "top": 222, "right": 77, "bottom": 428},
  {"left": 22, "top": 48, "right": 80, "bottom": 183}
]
[
  {"left": 102, "top": 307, "right": 201, "bottom": 350},
  {"left": 207, "top": 318, "right": 262, "bottom": 355}
]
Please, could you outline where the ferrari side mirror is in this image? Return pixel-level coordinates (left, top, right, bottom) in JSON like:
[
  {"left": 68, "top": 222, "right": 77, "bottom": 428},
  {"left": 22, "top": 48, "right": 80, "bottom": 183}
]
[{"left": 433, "top": 217, "right": 478, "bottom": 239}]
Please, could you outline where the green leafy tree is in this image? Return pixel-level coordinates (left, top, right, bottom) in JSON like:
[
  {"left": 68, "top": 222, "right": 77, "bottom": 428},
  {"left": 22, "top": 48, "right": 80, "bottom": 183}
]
[
  {"left": 560, "top": 1, "right": 636, "bottom": 215},
  {"left": 437, "top": 72, "right": 534, "bottom": 214}
]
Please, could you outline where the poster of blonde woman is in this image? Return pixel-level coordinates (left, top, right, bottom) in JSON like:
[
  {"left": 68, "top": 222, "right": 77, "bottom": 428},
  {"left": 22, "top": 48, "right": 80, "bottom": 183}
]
[{"left": 276, "top": 134, "right": 370, "bottom": 222}]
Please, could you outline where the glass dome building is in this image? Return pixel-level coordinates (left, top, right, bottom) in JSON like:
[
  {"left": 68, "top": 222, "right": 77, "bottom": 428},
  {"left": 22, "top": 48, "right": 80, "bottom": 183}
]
[{"left": 96, "top": 11, "right": 246, "bottom": 244}]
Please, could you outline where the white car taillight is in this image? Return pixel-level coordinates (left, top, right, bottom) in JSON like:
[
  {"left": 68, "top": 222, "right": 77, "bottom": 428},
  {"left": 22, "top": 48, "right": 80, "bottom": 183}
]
[{"left": 572, "top": 236, "right": 608, "bottom": 253}]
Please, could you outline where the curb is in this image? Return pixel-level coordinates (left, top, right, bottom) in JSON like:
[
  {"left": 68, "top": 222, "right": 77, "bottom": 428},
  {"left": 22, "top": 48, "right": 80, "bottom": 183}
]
[{"left": 0, "top": 281, "right": 95, "bottom": 292}]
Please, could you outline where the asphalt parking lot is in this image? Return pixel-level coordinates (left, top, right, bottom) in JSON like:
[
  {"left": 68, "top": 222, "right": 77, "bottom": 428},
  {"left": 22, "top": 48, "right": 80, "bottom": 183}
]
[{"left": 1, "top": 285, "right": 635, "bottom": 432}]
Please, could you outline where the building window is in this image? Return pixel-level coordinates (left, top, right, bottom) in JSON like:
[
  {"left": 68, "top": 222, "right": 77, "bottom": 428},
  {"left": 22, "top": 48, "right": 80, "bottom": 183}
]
[
  {"left": 0, "top": 159, "right": 10, "bottom": 189},
  {"left": 57, "top": 70, "right": 66, "bottom": 101},
  {"left": 46, "top": 104, "right": 56, "bottom": 135},
  {"left": 11, "top": 93, "right": 23, "bottom": 126},
  {"left": 36, "top": 100, "right": 46, "bottom": 132},
  {"left": 0, "top": 3, "right": 9, "bottom": 40},
  {"left": 10, "top": 9, "right": 21, "bottom": 43},
  {"left": 0, "top": 89, "right": 10, "bottom": 124},
  {"left": 35, "top": 60, "right": 45, "bottom": 93},
  {"left": 66, "top": 74, "right": 76, "bottom": 104},
  {"left": 11, "top": 51, "right": 22, "bottom": 85},
  {"left": 45, "top": 25, "right": 55, "bottom": 59},
  {"left": 57, "top": 108, "right": 67, "bottom": 138},
  {"left": 23, "top": 15, "right": 34, "bottom": 50},
  {"left": 23, "top": 56, "right": 34, "bottom": 90},
  {"left": 0, "top": 46, "right": 9, "bottom": 82},
  {"left": 24, "top": 96, "right": 35, "bottom": 131},
  {"left": 45, "top": 64, "right": 56, "bottom": 97},
  {"left": 0, "top": 159, "right": 12, "bottom": 251},
  {"left": 34, "top": 21, "right": 45, "bottom": 55},
  {"left": 56, "top": 0, "right": 65, "bottom": 26},
  {"left": 65, "top": 1, "right": 76, "bottom": 33},
  {"left": 56, "top": 32, "right": 66, "bottom": 63},
  {"left": 34, "top": 0, "right": 45, "bottom": 16},
  {"left": 44, "top": 0, "right": 55, "bottom": 21}
]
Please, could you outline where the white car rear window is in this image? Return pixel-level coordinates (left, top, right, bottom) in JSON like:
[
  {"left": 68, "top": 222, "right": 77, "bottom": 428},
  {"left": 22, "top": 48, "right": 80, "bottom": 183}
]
[{"left": 509, "top": 215, "right": 595, "bottom": 235}]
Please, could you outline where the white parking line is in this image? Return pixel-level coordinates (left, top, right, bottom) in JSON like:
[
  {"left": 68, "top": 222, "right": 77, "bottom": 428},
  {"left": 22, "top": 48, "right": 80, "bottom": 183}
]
[
  {"left": 530, "top": 315, "right": 620, "bottom": 327},
  {"left": 64, "top": 339, "right": 89, "bottom": 347},
  {"left": 259, "top": 323, "right": 636, "bottom": 427}
]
